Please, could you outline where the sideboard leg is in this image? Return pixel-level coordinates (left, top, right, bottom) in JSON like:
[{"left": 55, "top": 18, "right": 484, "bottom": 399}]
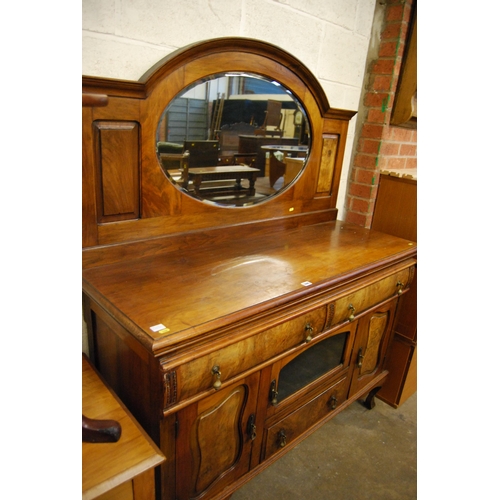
[{"left": 363, "top": 386, "right": 382, "bottom": 410}]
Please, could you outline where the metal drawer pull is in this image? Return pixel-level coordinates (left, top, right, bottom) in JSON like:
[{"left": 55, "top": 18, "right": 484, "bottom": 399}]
[
  {"left": 348, "top": 304, "right": 356, "bottom": 321},
  {"left": 211, "top": 365, "right": 222, "bottom": 390},
  {"left": 357, "top": 348, "right": 364, "bottom": 368},
  {"left": 247, "top": 414, "right": 257, "bottom": 441},
  {"left": 329, "top": 394, "right": 337, "bottom": 410},
  {"left": 305, "top": 323, "right": 314, "bottom": 342},
  {"left": 278, "top": 429, "right": 287, "bottom": 448},
  {"left": 270, "top": 380, "right": 279, "bottom": 406},
  {"left": 397, "top": 281, "right": 404, "bottom": 295}
]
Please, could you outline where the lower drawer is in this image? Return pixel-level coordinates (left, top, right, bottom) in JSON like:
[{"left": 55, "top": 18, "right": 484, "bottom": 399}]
[{"left": 263, "top": 374, "right": 349, "bottom": 460}]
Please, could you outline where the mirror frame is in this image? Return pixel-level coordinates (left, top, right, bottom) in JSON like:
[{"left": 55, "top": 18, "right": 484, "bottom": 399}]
[{"left": 82, "top": 37, "right": 356, "bottom": 249}]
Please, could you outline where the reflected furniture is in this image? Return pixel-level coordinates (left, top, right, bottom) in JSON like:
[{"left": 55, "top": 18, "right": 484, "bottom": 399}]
[
  {"left": 284, "top": 157, "right": 305, "bottom": 186},
  {"left": 238, "top": 135, "right": 299, "bottom": 176},
  {"left": 183, "top": 140, "right": 220, "bottom": 168},
  {"left": 82, "top": 355, "right": 165, "bottom": 500},
  {"left": 261, "top": 145, "right": 309, "bottom": 187},
  {"left": 254, "top": 99, "right": 283, "bottom": 137},
  {"left": 372, "top": 170, "right": 417, "bottom": 407},
  {"left": 82, "top": 37, "right": 416, "bottom": 500},
  {"left": 184, "top": 165, "right": 259, "bottom": 198}
]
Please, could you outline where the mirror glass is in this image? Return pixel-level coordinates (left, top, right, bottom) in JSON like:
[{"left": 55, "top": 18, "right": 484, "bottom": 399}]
[{"left": 156, "top": 72, "right": 310, "bottom": 207}]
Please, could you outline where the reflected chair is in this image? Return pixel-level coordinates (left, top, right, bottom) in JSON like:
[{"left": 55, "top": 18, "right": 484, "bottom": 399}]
[{"left": 255, "top": 100, "right": 283, "bottom": 137}]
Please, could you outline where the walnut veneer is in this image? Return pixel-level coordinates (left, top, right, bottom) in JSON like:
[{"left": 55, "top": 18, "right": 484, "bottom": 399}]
[{"left": 82, "top": 38, "right": 417, "bottom": 500}]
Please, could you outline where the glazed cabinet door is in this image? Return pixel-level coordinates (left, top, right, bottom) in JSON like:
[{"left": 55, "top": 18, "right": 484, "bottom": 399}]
[
  {"left": 348, "top": 298, "right": 398, "bottom": 398},
  {"left": 175, "top": 372, "right": 260, "bottom": 500}
]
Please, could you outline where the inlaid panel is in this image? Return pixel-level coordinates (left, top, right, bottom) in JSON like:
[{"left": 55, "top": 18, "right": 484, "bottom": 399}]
[{"left": 316, "top": 134, "right": 339, "bottom": 194}]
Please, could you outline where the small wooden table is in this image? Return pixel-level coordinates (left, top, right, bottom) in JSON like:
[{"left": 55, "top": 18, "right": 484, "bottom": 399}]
[
  {"left": 185, "top": 165, "right": 260, "bottom": 197},
  {"left": 82, "top": 355, "right": 165, "bottom": 500}
]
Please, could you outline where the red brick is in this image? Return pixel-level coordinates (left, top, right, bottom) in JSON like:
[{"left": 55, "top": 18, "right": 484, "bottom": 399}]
[
  {"left": 387, "top": 4, "right": 404, "bottom": 21},
  {"left": 359, "top": 139, "right": 381, "bottom": 155},
  {"left": 390, "top": 126, "right": 413, "bottom": 142},
  {"left": 345, "top": 211, "right": 368, "bottom": 228},
  {"left": 406, "top": 158, "right": 417, "bottom": 169},
  {"left": 361, "top": 123, "right": 384, "bottom": 139},
  {"left": 354, "top": 153, "right": 377, "bottom": 169},
  {"left": 381, "top": 23, "right": 402, "bottom": 40},
  {"left": 373, "top": 75, "right": 392, "bottom": 91},
  {"left": 386, "top": 157, "right": 406, "bottom": 170},
  {"left": 372, "top": 59, "right": 396, "bottom": 75},
  {"left": 356, "top": 169, "right": 377, "bottom": 185},
  {"left": 379, "top": 41, "right": 398, "bottom": 58},
  {"left": 352, "top": 198, "right": 370, "bottom": 213},
  {"left": 400, "top": 144, "right": 417, "bottom": 156},
  {"left": 380, "top": 142, "right": 400, "bottom": 155},
  {"left": 376, "top": 156, "right": 388, "bottom": 170},
  {"left": 367, "top": 108, "right": 387, "bottom": 124},
  {"left": 364, "top": 92, "right": 390, "bottom": 107},
  {"left": 349, "top": 182, "right": 372, "bottom": 199}
]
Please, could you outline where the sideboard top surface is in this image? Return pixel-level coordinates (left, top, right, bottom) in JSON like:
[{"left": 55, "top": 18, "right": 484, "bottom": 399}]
[{"left": 83, "top": 220, "right": 416, "bottom": 353}]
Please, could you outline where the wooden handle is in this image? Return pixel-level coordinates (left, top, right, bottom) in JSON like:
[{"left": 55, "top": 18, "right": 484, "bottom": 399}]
[{"left": 82, "top": 414, "right": 122, "bottom": 443}]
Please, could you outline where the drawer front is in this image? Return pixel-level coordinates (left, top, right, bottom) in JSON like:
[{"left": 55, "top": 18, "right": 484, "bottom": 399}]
[
  {"left": 329, "top": 267, "right": 411, "bottom": 327},
  {"left": 263, "top": 375, "right": 349, "bottom": 460},
  {"left": 162, "top": 306, "right": 327, "bottom": 409}
]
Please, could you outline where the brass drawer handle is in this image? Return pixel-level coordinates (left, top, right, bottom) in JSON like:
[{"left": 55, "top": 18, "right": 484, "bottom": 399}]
[
  {"left": 247, "top": 414, "right": 257, "bottom": 441},
  {"left": 348, "top": 304, "right": 356, "bottom": 321},
  {"left": 396, "top": 281, "right": 404, "bottom": 295},
  {"left": 278, "top": 429, "right": 287, "bottom": 448},
  {"left": 357, "top": 348, "right": 364, "bottom": 368},
  {"left": 329, "top": 394, "right": 337, "bottom": 410},
  {"left": 270, "top": 380, "right": 279, "bottom": 406},
  {"left": 211, "top": 365, "right": 222, "bottom": 390},
  {"left": 305, "top": 323, "right": 314, "bottom": 342}
]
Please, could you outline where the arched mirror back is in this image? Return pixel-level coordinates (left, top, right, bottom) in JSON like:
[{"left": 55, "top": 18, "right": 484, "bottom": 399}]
[{"left": 82, "top": 37, "right": 356, "bottom": 250}]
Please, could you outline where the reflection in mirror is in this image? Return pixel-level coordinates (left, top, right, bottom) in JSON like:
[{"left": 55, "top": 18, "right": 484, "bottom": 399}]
[{"left": 156, "top": 73, "right": 310, "bottom": 207}]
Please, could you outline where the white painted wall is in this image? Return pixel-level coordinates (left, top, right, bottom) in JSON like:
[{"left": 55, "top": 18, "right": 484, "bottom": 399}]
[{"left": 82, "top": 0, "right": 377, "bottom": 219}]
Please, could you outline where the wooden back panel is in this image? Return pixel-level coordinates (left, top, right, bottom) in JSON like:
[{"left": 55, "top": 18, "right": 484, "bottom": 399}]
[{"left": 82, "top": 38, "right": 356, "bottom": 263}]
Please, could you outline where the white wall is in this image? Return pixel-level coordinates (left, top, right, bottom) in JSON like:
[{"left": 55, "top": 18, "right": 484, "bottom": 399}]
[{"left": 82, "top": 0, "right": 377, "bottom": 219}]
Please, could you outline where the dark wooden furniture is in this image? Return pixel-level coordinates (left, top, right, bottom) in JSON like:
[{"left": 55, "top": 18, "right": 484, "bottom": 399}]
[
  {"left": 372, "top": 170, "right": 417, "bottom": 407},
  {"left": 183, "top": 140, "right": 220, "bottom": 168},
  {"left": 82, "top": 38, "right": 416, "bottom": 500},
  {"left": 261, "top": 145, "right": 309, "bottom": 187},
  {"left": 238, "top": 135, "right": 299, "bottom": 176},
  {"left": 82, "top": 355, "right": 165, "bottom": 500},
  {"left": 185, "top": 165, "right": 259, "bottom": 197}
]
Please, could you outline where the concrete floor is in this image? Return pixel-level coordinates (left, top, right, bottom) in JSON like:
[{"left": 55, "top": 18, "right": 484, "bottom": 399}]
[{"left": 231, "top": 393, "right": 417, "bottom": 500}]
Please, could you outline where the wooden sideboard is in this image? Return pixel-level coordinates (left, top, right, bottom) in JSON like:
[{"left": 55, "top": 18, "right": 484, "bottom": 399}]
[{"left": 82, "top": 38, "right": 417, "bottom": 500}]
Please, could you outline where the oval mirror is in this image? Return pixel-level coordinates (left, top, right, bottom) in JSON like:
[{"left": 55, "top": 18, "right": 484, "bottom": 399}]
[{"left": 156, "top": 72, "right": 310, "bottom": 207}]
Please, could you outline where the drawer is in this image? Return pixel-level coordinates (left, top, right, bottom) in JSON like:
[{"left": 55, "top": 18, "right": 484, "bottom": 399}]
[
  {"left": 329, "top": 267, "right": 411, "bottom": 327},
  {"left": 263, "top": 375, "right": 349, "bottom": 460},
  {"left": 161, "top": 306, "right": 327, "bottom": 410}
]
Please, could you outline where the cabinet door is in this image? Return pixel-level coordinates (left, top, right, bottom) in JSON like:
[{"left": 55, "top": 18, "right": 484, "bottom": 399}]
[
  {"left": 348, "top": 298, "right": 398, "bottom": 397},
  {"left": 175, "top": 372, "right": 260, "bottom": 500}
]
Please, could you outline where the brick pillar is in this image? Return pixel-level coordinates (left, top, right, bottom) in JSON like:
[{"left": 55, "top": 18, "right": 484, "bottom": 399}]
[{"left": 344, "top": 0, "right": 417, "bottom": 228}]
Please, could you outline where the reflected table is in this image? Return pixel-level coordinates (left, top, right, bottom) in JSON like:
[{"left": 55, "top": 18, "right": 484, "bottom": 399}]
[{"left": 185, "top": 166, "right": 260, "bottom": 197}]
